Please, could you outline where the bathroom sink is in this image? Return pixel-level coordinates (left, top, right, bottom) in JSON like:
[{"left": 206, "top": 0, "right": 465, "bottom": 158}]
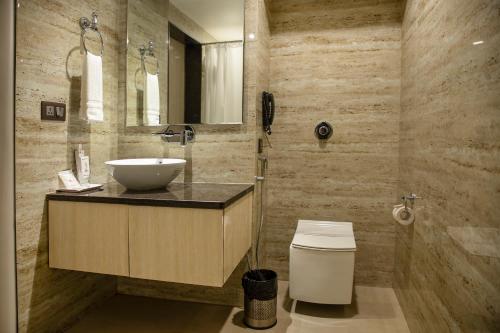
[{"left": 105, "top": 158, "right": 186, "bottom": 190}]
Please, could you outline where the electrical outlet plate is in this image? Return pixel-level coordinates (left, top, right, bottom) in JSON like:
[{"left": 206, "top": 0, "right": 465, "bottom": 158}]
[{"left": 41, "top": 101, "right": 66, "bottom": 121}]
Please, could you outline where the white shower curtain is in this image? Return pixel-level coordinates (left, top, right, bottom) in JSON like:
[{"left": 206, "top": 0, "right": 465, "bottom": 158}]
[{"left": 202, "top": 42, "right": 243, "bottom": 124}]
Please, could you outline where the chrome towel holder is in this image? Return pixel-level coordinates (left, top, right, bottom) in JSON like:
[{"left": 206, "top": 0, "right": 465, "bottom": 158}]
[
  {"left": 140, "top": 41, "right": 160, "bottom": 75},
  {"left": 79, "top": 12, "right": 104, "bottom": 56}
]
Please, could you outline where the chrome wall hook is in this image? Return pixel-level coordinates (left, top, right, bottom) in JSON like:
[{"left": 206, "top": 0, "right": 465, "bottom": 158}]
[
  {"left": 139, "top": 41, "right": 155, "bottom": 57},
  {"left": 139, "top": 41, "right": 159, "bottom": 74},
  {"left": 79, "top": 11, "right": 99, "bottom": 31}
]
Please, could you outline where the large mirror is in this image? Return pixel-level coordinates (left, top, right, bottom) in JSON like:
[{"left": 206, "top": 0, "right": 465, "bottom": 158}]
[{"left": 126, "top": 0, "right": 245, "bottom": 127}]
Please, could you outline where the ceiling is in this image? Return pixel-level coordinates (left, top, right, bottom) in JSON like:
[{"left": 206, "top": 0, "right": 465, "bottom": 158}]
[{"left": 170, "top": 0, "right": 244, "bottom": 41}]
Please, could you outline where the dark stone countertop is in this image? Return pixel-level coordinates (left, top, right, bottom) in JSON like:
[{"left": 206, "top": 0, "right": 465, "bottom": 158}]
[{"left": 46, "top": 182, "right": 254, "bottom": 209}]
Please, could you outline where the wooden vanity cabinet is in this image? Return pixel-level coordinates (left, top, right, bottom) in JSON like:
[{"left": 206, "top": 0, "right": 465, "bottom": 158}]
[
  {"left": 128, "top": 206, "right": 224, "bottom": 286},
  {"left": 48, "top": 192, "right": 253, "bottom": 287},
  {"left": 48, "top": 201, "right": 129, "bottom": 276}
]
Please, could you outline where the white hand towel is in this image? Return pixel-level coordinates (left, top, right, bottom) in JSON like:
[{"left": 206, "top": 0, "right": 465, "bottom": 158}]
[
  {"left": 143, "top": 72, "right": 160, "bottom": 125},
  {"left": 80, "top": 52, "right": 104, "bottom": 122}
]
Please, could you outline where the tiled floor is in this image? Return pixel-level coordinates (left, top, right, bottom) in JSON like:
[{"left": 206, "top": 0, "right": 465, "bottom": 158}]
[{"left": 67, "top": 282, "right": 410, "bottom": 332}]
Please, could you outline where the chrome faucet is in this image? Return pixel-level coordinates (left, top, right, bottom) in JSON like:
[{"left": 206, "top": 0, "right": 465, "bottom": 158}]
[{"left": 153, "top": 125, "right": 195, "bottom": 146}]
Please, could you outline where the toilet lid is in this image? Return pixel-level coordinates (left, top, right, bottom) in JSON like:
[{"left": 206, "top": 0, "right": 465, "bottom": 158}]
[
  {"left": 292, "top": 234, "right": 356, "bottom": 251},
  {"left": 296, "top": 220, "right": 353, "bottom": 236}
]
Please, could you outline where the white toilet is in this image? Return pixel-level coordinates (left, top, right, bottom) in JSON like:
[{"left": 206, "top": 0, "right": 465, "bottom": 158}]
[{"left": 289, "top": 220, "right": 356, "bottom": 304}]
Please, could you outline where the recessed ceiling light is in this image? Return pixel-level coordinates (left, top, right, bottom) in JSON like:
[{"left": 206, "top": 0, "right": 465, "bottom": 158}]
[{"left": 248, "top": 33, "right": 256, "bottom": 41}]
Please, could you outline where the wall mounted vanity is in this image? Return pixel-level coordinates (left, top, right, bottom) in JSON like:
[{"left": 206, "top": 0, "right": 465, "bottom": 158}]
[{"left": 46, "top": 183, "right": 253, "bottom": 287}]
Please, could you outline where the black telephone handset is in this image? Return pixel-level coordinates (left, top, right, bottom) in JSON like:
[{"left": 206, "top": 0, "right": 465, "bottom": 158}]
[{"left": 262, "top": 91, "right": 275, "bottom": 135}]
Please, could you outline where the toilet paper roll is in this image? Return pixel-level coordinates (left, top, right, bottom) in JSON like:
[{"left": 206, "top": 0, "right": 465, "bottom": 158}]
[
  {"left": 392, "top": 204, "right": 404, "bottom": 220},
  {"left": 392, "top": 205, "right": 415, "bottom": 226}
]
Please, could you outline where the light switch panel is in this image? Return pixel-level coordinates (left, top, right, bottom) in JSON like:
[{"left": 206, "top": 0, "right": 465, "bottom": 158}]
[{"left": 41, "top": 101, "right": 66, "bottom": 121}]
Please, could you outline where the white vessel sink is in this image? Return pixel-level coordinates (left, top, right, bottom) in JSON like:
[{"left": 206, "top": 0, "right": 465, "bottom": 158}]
[{"left": 105, "top": 158, "right": 186, "bottom": 191}]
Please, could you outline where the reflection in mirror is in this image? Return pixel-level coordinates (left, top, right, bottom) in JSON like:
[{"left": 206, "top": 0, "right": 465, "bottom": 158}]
[
  {"left": 126, "top": 0, "right": 244, "bottom": 127},
  {"left": 201, "top": 42, "right": 243, "bottom": 124},
  {"left": 126, "top": 0, "right": 169, "bottom": 127},
  {"left": 168, "top": 0, "right": 244, "bottom": 125},
  {"left": 168, "top": 23, "right": 202, "bottom": 124}
]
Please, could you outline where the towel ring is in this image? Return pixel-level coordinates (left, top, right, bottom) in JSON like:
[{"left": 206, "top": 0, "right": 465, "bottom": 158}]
[
  {"left": 80, "top": 12, "right": 104, "bottom": 56},
  {"left": 140, "top": 41, "right": 159, "bottom": 75}
]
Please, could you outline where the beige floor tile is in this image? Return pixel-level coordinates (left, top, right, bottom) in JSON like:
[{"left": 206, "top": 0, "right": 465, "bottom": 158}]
[{"left": 67, "top": 282, "right": 409, "bottom": 333}]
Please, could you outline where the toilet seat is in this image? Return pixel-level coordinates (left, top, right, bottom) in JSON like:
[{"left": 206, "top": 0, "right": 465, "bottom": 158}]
[{"left": 291, "top": 220, "right": 356, "bottom": 251}]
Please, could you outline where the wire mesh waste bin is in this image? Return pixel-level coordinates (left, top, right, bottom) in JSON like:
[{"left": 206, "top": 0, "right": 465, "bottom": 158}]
[{"left": 242, "top": 269, "right": 278, "bottom": 329}]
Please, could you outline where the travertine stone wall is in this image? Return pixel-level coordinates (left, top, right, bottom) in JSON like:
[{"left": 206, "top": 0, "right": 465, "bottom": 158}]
[
  {"left": 15, "top": 0, "right": 122, "bottom": 332},
  {"left": 254, "top": 0, "right": 272, "bottom": 266},
  {"left": 265, "top": 0, "right": 402, "bottom": 286},
  {"left": 394, "top": 1, "right": 500, "bottom": 332}
]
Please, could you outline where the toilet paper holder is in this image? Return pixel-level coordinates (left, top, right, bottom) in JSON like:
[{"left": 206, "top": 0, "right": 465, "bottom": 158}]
[
  {"left": 393, "top": 194, "right": 421, "bottom": 225},
  {"left": 401, "top": 193, "right": 421, "bottom": 212}
]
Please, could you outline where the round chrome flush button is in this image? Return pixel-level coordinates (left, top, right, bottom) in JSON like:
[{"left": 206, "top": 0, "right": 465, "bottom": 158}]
[{"left": 315, "top": 121, "right": 333, "bottom": 140}]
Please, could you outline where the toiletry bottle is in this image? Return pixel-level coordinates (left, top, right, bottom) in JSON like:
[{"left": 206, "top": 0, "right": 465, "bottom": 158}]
[{"left": 75, "top": 144, "right": 90, "bottom": 185}]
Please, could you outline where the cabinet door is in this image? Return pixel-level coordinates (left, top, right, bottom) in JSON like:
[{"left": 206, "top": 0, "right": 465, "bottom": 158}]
[
  {"left": 223, "top": 193, "right": 253, "bottom": 281},
  {"left": 129, "top": 206, "right": 224, "bottom": 287},
  {"left": 49, "top": 201, "right": 129, "bottom": 276}
]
